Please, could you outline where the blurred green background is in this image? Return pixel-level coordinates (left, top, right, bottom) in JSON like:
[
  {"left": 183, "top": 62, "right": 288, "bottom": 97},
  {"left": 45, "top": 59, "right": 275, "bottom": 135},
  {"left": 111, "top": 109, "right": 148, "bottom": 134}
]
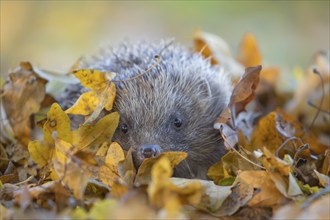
[{"left": 1, "top": 1, "right": 329, "bottom": 75}]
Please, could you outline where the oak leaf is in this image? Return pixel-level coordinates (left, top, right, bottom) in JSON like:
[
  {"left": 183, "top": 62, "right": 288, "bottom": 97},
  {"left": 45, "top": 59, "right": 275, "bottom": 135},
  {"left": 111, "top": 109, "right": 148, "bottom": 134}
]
[{"left": 65, "top": 69, "right": 116, "bottom": 121}]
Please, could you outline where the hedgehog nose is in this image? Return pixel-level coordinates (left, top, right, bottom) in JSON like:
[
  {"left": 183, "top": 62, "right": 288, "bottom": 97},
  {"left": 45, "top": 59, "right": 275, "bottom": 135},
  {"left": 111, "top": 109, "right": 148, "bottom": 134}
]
[{"left": 140, "top": 144, "right": 161, "bottom": 158}]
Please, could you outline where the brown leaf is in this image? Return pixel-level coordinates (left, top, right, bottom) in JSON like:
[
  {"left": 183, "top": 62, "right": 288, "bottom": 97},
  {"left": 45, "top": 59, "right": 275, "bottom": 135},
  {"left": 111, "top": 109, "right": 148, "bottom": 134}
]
[
  {"left": 236, "top": 170, "right": 288, "bottom": 207},
  {"left": 1, "top": 62, "right": 47, "bottom": 146},
  {"left": 211, "top": 180, "right": 254, "bottom": 216},
  {"left": 230, "top": 65, "right": 262, "bottom": 117},
  {"left": 214, "top": 65, "right": 261, "bottom": 127},
  {"left": 193, "top": 29, "right": 244, "bottom": 78}
]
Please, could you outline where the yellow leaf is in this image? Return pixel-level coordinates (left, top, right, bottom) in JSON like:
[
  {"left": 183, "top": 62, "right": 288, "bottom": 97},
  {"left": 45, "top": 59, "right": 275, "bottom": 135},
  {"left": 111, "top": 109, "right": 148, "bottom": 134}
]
[
  {"left": 99, "top": 166, "right": 119, "bottom": 188},
  {"left": 207, "top": 150, "right": 257, "bottom": 184},
  {"left": 95, "top": 142, "right": 110, "bottom": 157},
  {"left": 238, "top": 33, "right": 262, "bottom": 67},
  {"left": 104, "top": 82, "right": 116, "bottom": 111},
  {"left": 65, "top": 90, "right": 100, "bottom": 116},
  {"left": 259, "top": 147, "right": 291, "bottom": 175},
  {"left": 54, "top": 138, "right": 73, "bottom": 165},
  {"left": 99, "top": 142, "right": 125, "bottom": 187},
  {"left": 72, "top": 69, "right": 108, "bottom": 90},
  {"left": 105, "top": 142, "right": 125, "bottom": 168},
  {"left": 43, "top": 103, "right": 72, "bottom": 144},
  {"left": 83, "top": 82, "right": 116, "bottom": 124},
  {"left": 110, "top": 180, "right": 129, "bottom": 198},
  {"left": 250, "top": 112, "right": 283, "bottom": 153},
  {"left": 28, "top": 140, "right": 53, "bottom": 167},
  {"left": 135, "top": 152, "right": 187, "bottom": 186},
  {"left": 72, "top": 112, "right": 119, "bottom": 153},
  {"left": 67, "top": 70, "right": 116, "bottom": 118},
  {"left": 148, "top": 157, "right": 203, "bottom": 218}
]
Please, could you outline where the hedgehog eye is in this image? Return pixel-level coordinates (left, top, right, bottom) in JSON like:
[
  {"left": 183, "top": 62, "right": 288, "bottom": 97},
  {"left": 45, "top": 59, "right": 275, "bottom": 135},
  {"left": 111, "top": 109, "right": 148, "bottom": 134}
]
[
  {"left": 173, "top": 117, "right": 182, "bottom": 128},
  {"left": 121, "top": 124, "right": 129, "bottom": 134}
]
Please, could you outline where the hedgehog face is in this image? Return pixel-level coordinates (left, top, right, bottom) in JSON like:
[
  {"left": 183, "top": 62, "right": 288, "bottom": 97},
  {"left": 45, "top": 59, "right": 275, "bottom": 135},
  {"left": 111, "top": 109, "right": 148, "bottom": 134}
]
[
  {"left": 112, "top": 66, "right": 228, "bottom": 179},
  {"left": 75, "top": 41, "right": 231, "bottom": 179}
]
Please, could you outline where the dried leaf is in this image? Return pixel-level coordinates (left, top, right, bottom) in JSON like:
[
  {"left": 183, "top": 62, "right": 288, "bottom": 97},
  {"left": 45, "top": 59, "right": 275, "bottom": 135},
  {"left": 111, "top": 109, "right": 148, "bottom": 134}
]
[
  {"left": 172, "top": 178, "right": 232, "bottom": 213},
  {"left": 250, "top": 112, "right": 284, "bottom": 153},
  {"left": 230, "top": 65, "right": 261, "bottom": 116},
  {"left": 72, "top": 112, "right": 119, "bottom": 153},
  {"left": 99, "top": 142, "right": 125, "bottom": 187},
  {"left": 53, "top": 157, "right": 90, "bottom": 200},
  {"left": 236, "top": 170, "right": 288, "bottom": 207},
  {"left": 214, "top": 65, "right": 261, "bottom": 127},
  {"left": 147, "top": 157, "right": 203, "bottom": 218},
  {"left": 118, "top": 148, "right": 136, "bottom": 186},
  {"left": 1, "top": 62, "right": 47, "bottom": 145},
  {"left": 135, "top": 152, "right": 187, "bottom": 186},
  {"left": 72, "top": 69, "right": 115, "bottom": 90},
  {"left": 28, "top": 140, "right": 53, "bottom": 167},
  {"left": 238, "top": 33, "right": 262, "bottom": 67},
  {"left": 43, "top": 103, "right": 72, "bottom": 144},
  {"left": 65, "top": 69, "right": 116, "bottom": 119},
  {"left": 211, "top": 180, "right": 254, "bottom": 217},
  {"left": 193, "top": 29, "right": 244, "bottom": 78}
]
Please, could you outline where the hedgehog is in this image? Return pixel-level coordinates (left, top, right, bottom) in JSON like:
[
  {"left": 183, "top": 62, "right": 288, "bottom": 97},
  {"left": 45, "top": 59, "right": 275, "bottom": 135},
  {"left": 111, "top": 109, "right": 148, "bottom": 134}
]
[{"left": 60, "top": 40, "right": 232, "bottom": 179}]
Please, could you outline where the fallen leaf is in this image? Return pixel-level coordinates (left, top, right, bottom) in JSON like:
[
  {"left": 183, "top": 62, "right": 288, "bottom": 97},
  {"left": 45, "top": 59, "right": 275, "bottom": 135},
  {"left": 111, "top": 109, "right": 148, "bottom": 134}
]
[
  {"left": 118, "top": 148, "right": 136, "bottom": 186},
  {"left": 207, "top": 150, "right": 258, "bottom": 185},
  {"left": 53, "top": 158, "right": 90, "bottom": 200},
  {"left": 147, "top": 157, "right": 203, "bottom": 218},
  {"left": 238, "top": 33, "right": 262, "bottom": 67},
  {"left": 43, "top": 103, "right": 72, "bottom": 145},
  {"left": 72, "top": 112, "right": 119, "bottom": 153},
  {"left": 172, "top": 178, "right": 232, "bottom": 213},
  {"left": 211, "top": 180, "right": 254, "bottom": 217},
  {"left": 99, "top": 142, "right": 125, "bottom": 187},
  {"left": 193, "top": 29, "right": 244, "bottom": 78},
  {"left": 135, "top": 152, "right": 187, "bottom": 186},
  {"left": 236, "top": 170, "right": 288, "bottom": 207},
  {"left": 214, "top": 65, "right": 261, "bottom": 127},
  {"left": 65, "top": 69, "right": 116, "bottom": 120},
  {"left": 1, "top": 62, "right": 47, "bottom": 146},
  {"left": 250, "top": 112, "right": 284, "bottom": 154}
]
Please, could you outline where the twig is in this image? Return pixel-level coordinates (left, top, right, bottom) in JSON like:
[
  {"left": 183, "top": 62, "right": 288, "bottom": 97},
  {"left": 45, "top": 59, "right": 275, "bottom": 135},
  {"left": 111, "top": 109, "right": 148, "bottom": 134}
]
[
  {"left": 293, "top": 144, "right": 310, "bottom": 167},
  {"left": 15, "top": 175, "right": 34, "bottom": 186},
  {"left": 112, "top": 53, "right": 161, "bottom": 83},
  {"left": 275, "top": 136, "right": 304, "bottom": 157},
  {"left": 308, "top": 68, "right": 325, "bottom": 131}
]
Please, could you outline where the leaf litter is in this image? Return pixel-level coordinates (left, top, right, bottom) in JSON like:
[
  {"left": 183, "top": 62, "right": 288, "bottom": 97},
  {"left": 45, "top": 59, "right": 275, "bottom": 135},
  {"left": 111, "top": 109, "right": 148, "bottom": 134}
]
[{"left": 0, "top": 30, "right": 329, "bottom": 219}]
